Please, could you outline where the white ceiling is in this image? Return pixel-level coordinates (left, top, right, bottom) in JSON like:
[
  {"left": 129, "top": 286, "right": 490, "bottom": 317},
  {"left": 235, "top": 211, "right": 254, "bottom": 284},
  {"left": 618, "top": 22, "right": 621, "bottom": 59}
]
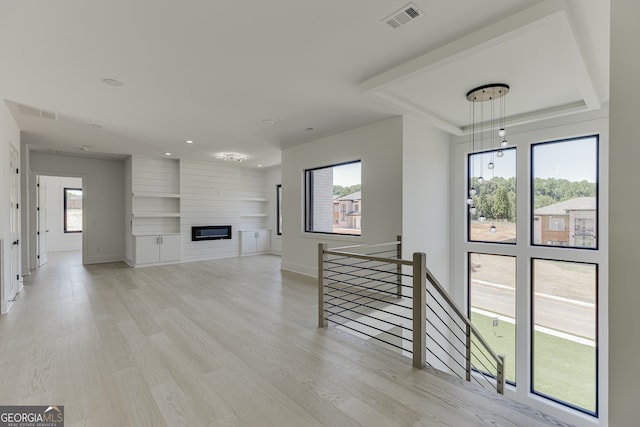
[{"left": 0, "top": 0, "right": 608, "bottom": 168}]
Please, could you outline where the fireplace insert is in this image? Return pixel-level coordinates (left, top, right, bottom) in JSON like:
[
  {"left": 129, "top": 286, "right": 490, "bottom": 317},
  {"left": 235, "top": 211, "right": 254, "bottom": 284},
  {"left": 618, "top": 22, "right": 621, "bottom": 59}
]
[{"left": 191, "top": 225, "right": 232, "bottom": 241}]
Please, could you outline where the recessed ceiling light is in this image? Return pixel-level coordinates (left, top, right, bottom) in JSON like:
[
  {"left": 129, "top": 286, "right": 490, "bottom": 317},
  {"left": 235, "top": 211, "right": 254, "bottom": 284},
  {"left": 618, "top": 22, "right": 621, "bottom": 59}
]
[
  {"left": 185, "top": 139, "right": 194, "bottom": 144},
  {"left": 262, "top": 119, "right": 275, "bottom": 125},
  {"left": 258, "top": 164, "right": 263, "bottom": 167},
  {"left": 101, "top": 78, "right": 123, "bottom": 87},
  {"left": 164, "top": 152, "right": 172, "bottom": 156}
]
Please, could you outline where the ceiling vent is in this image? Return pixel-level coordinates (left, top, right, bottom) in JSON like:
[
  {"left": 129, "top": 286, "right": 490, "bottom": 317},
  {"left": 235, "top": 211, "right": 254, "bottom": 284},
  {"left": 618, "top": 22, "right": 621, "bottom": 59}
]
[
  {"left": 382, "top": 3, "right": 422, "bottom": 29},
  {"left": 18, "top": 103, "right": 58, "bottom": 120}
]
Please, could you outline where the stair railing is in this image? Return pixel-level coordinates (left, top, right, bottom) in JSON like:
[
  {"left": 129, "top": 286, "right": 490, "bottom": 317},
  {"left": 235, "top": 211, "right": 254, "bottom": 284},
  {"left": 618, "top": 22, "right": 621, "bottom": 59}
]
[{"left": 318, "top": 237, "right": 505, "bottom": 394}]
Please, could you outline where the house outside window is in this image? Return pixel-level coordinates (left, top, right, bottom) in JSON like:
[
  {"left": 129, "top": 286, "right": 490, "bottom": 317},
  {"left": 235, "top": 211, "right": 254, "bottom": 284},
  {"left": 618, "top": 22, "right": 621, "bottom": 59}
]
[{"left": 305, "top": 160, "right": 361, "bottom": 236}]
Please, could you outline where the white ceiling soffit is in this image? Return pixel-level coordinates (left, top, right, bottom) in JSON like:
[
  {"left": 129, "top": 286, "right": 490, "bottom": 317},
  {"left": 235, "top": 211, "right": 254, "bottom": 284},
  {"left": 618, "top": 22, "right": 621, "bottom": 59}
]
[{"left": 360, "top": 0, "right": 600, "bottom": 136}]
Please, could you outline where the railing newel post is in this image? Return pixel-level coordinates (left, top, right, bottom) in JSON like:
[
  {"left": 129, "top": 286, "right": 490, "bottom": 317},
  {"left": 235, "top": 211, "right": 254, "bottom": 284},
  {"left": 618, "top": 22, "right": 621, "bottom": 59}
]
[
  {"left": 318, "top": 242, "right": 328, "bottom": 328},
  {"left": 412, "top": 252, "right": 426, "bottom": 368},
  {"left": 396, "top": 235, "right": 402, "bottom": 298},
  {"left": 497, "top": 354, "right": 505, "bottom": 394},
  {"left": 465, "top": 323, "right": 472, "bottom": 382}
]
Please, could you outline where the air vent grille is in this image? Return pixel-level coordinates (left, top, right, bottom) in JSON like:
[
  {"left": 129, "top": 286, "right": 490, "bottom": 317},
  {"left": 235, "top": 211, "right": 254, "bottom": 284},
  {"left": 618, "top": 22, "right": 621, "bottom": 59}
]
[
  {"left": 18, "top": 103, "right": 58, "bottom": 120},
  {"left": 382, "top": 3, "right": 422, "bottom": 29}
]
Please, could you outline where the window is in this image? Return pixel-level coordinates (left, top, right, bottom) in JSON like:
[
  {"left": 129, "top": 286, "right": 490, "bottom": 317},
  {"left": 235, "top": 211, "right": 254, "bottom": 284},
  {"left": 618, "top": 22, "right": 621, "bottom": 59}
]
[
  {"left": 532, "top": 259, "right": 597, "bottom": 415},
  {"left": 305, "top": 160, "right": 361, "bottom": 235},
  {"left": 64, "top": 187, "right": 82, "bottom": 233},
  {"left": 532, "top": 136, "right": 598, "bottom": 249},
  {"left": 460, "top": 133, "right": 603, "bottom": 420},
  {"left": 467, "top": 147, "right": 516, "bottom": 243},
  {"left": 276, "top": 184, "right": 282, "bottom": 235},
  {"left": 548, "top": 217, "right": 565, "bottom": 231},
  {"left": 468, "top": 253, "right": 516, "bottom": 384}
]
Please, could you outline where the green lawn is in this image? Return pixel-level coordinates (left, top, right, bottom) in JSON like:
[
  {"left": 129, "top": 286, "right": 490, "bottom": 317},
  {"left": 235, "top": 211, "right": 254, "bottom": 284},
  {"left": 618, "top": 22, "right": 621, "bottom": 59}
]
[{"left": 470, "top": 312, "right": 596, "bottom": 413}]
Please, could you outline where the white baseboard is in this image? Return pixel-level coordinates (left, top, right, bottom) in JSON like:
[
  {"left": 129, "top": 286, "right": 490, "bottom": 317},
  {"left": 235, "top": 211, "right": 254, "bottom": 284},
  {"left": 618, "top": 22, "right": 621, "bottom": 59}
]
[
  {"left": 281, "top": 261, "right": 316, "bottom": 278},
  {"left": 84, "top": 255, "right": 123, "bottom": 265}
]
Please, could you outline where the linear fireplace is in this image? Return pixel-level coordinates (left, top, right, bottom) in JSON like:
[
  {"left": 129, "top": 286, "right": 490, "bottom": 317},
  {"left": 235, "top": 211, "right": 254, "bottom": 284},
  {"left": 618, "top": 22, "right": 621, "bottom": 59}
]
[{"left": 191, "top": 225, "right": 232, "bottom": 241}]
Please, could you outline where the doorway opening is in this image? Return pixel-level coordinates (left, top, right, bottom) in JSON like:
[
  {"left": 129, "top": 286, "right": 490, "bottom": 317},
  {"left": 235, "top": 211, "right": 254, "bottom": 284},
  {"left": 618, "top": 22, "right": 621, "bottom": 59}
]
[{"left": 36, "top": 175, "right": 83, "bottom": 268}]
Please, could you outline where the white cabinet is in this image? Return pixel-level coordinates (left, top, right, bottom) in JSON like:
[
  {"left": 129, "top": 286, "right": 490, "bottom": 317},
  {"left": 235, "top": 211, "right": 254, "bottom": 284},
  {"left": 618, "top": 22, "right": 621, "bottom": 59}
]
[
  {"left": 240, "top": 229, "right": 271, "bottom": 255},
  {"left": 127, "top": 157, "right": 182, "bottom": 267},
  {"left": 134, "top": 234, "right": 181, "bottom": 265}
]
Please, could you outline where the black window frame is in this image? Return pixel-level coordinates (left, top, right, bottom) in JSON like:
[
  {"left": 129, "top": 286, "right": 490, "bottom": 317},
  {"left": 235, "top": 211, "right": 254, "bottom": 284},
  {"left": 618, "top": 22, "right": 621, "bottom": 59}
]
[
  {"left": 530, "top": 257, "right": 599, "bottom": 417},
  {"left": 466, "top": 146, "right": 517, "bottom": 245},
  {"left": 276, "top": 184, "right": 282, "bottom": 236},
  {"left": 530, "top": 135, "right": 599, "bottom": 250},
  {"left": 63, "top": 187, "right": 82, "bottom": 233},
  {"left": 304, "top": 159, "right": 361, "bottom": 236}
]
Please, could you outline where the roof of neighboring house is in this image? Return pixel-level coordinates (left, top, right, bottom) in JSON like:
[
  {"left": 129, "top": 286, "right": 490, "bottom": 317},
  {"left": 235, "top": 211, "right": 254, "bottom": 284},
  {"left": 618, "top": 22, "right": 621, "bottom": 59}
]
[
  {"left": 333, "top": 191, "right": 361, "bottom": 202},
  {"left": 534, "top": 197, "right": 596, "bottom": 215}
]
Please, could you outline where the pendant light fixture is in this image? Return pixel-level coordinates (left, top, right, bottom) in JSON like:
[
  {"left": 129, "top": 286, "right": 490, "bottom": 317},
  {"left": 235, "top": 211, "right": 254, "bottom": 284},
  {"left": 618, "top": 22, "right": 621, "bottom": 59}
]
[{"left": 466, "top": 83, "right": 510, "bottom": 234}]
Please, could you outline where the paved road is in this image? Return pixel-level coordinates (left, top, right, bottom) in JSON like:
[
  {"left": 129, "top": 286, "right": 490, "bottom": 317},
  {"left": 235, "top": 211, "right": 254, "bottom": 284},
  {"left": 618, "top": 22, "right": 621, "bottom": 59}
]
[{"left": 471, "top": 281, "right": 595, "bottom": 340}]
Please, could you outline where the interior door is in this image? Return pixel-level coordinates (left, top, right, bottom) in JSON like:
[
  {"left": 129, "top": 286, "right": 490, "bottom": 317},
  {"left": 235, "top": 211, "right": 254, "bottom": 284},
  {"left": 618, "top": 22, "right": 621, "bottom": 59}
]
[
  {"left": 37, "top": 176, "right": 48, "bottom": 266},
  {"left": 9, "top": 146, "right": 20, "bottom": 300}
]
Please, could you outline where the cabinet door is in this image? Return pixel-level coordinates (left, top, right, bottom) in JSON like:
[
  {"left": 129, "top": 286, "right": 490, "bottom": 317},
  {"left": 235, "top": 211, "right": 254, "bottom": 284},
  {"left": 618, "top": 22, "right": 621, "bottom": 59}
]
[
  {"left": 241, "top": 231, "right": 256, "bottom": 254},
  {"left": 135, "top": 236, "right": 160, "bottom": 264},
  {"left": 256, "top": 230, "right": 271, "bottom": 252},
  {"left": 159, "top": 234, "right": 181, "bottom": 262}
]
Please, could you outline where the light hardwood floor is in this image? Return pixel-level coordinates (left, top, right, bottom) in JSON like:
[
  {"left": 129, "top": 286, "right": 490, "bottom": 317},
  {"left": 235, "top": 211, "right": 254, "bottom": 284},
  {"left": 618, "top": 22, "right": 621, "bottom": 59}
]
[{"left": 0, "top": 253, "right": 573, "bottom": 426}]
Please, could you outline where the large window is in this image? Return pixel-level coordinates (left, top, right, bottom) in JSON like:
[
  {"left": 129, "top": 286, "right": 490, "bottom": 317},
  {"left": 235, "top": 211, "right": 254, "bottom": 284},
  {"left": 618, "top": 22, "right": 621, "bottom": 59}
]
[
  {"left": 462, "top": 133, "right": 602, "bottom": 420},
  {"left": 468, "top": 253, "right": 516, "bottom": 383},
  {"left": 305, "top": 161, "right": 361, "bottom": 235},
  {"left": 467, "top": 147, "right": 516, "bottom": 243},
  {"left": 532, "top": 136, "right": 598, "bottom": 249},
  {"left": 64, "top": 187, "right": 82, "bottom": 233},
  {"left": 532, "top": 259, "right": 597, "bottom": 415},
  {"left": 276, "top": 184, "right": 282, "bottom": 235}
]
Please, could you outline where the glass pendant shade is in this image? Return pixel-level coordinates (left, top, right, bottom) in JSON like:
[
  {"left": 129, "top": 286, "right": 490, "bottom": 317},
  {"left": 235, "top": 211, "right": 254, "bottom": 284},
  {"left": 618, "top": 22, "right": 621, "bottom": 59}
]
[
  {"left": 490, "top": 225, "right": 497, "bottom": 233},
  {"left": 498, "top": 128, "right": 506, "bottom": 137},
  {"left": 466, "top": 197, "right": 473, "bottom": 205},
  {"left": 496, "top": 150, "right": 504, "bottom": 158},
  {"left": 488, "top": 162, "right": 494, "bottom": 169},
  {"left": 479, "top": 214, "right": 486, "bottom": 223},
  {"left": 470, "top": 206, "right": 477, "bottom": 215},
  {"left": 478, "top": 176, "right": 484, "bottom": 184},
  {"left": 469, "top": 187, "right": 477, "bottom": 196},
  {"left": 501, "top": 139, "right": 508, "bottom": 148}
]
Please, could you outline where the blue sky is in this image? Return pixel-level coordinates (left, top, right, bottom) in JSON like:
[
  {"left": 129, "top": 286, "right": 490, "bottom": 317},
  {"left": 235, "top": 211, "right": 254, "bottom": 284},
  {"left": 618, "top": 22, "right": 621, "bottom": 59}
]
[
  {"left": 333, "top": 162, "right": 361, "bottom": 186},
  {"left": 470, "top": 136, "right": 597, "bottom": 182}
]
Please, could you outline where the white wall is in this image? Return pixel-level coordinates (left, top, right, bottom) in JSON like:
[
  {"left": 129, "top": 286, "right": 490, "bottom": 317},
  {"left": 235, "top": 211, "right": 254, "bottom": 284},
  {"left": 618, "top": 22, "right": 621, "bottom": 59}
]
[
  {"left": 281, "top": 116, "right": 403, "bottom": 277},
  {"left": 264, "top": 166, "right": 282, "bottom": 255},
  {"left": 609, "top": 1, "right": 639, "bottom": 425},
  {"left": 29, "top": 152, "right": 125, "bottom": 264},
  {"left": 39, "top": 175, "right": 83, "bottom": 252},
  {"left": 180, "top": 160, "right": 267, "bottom": 262},
  {"left": 402, "top": 116, "right": 451, "bottom": 288},
  {"left": 0, "top": 101, "right": 21, "bottom": 314}
]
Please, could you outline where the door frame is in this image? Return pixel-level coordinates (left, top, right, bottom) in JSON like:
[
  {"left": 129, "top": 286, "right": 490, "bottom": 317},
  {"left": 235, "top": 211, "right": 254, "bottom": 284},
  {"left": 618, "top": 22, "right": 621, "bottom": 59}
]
[{"left": 30, "top": 172, "right": 86, "bottom": 268}]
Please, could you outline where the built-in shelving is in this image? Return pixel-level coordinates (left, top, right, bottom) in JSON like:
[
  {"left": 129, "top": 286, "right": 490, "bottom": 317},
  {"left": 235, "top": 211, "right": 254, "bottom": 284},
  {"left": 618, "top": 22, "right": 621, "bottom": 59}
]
[
  {"left": 241, "top": 195, "right": 268, "bottom": 221},
  {"left": 133, "top": 192, "right": 180, "bottom": 198},
  {"left": 132, "top": 212, "right": 180, "bottom": 218},
  {"left": 129, "top": 157, "right": 182, "bottom": 266}
]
